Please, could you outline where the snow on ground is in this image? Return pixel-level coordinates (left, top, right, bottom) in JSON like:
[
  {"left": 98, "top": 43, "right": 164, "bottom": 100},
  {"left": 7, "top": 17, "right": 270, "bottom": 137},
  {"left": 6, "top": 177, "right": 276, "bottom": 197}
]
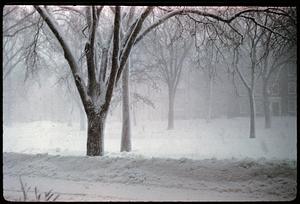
[
  {"left": 3, "top": 152, "right": 297, "bottom": 201},
  {"left": 3, "top": 116, "right": 297, "bottom": 160},
  {"left": 3, "top": 116, "right": 297, "bottom": 201}
]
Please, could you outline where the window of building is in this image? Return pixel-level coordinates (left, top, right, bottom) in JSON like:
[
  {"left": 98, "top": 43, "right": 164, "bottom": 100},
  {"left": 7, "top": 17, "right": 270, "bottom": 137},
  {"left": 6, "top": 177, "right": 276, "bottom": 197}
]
[
  {"left": 288, "top": 82, "right": 296, "bottom": 94},
  {"left": 288, "top": 100, "right": 296, "bottom": 113}
]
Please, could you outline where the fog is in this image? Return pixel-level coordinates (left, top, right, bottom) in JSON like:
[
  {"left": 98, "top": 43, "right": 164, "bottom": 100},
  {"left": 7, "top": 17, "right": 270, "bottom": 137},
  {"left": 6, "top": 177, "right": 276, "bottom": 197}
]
[{"left": 3, "top": 5, "right": 297, "bottom": 201}]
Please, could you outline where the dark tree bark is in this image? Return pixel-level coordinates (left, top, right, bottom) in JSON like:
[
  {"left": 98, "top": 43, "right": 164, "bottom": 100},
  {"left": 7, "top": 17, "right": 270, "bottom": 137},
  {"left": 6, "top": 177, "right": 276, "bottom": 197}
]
[{"left": 86, "top": 111, "right": 107, "bottom": 156}]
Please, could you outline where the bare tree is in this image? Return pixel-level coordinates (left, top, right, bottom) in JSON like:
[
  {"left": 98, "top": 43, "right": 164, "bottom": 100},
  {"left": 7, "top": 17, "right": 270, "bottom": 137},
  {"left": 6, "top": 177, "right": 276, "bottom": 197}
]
[
  {"left": 26, "top": 5, "right": 293, "bottom": 155},
  {"left": 200, "top": 42, "right": 218, "bottom": 123},
  {"left": 120, "top": 7, "right": 136, "bottom": 152},
  {"left": 233, "top": 17, "right": 266, "bottom": 139},
  {"left": 142, "top": 18, "right": 193, "bottom": 129},
  {"left": 259, "top": 11, "right": 296, "bottom": 128},
  {"left": 33, "top": 6, "right": 157, "bottom": 156},
  {"left": 3, "top": 6, "right": 39, "bottom": 80},
  {"left": 3, "top": 6, "right": 46, "bottom": 126},
  {"left": 193, "top": 31, "right": 228, "bottom": 122}
]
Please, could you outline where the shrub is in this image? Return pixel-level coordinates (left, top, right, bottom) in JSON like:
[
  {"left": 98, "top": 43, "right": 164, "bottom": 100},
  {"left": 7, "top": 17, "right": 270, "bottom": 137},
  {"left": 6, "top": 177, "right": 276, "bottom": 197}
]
[{"left": 19, "top": 176, "right": 60, "bottom": 201}]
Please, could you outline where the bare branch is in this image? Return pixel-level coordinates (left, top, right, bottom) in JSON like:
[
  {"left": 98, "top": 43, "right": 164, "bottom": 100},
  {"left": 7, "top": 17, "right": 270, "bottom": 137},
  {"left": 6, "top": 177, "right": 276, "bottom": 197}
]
[
  {"left": 103, "top": 6, "right": 121, "bottom": 113},
  {"left": 240, "top": 15, "right": 290, "bottom": 41},
  {"left": 4, "top": 22, "right": 38, "bottom": 37},
  {"left": 3, "top": 6, "right": 18, "bottom": 17},
  {"left": 34, "top": 6, "right": 91, "bottom": 110},
  {"left": 4, "top": 9, "right": 36, "bottom": 34},
  {"left": 116, "top": 6, "right": 154, "bottom": 84}
]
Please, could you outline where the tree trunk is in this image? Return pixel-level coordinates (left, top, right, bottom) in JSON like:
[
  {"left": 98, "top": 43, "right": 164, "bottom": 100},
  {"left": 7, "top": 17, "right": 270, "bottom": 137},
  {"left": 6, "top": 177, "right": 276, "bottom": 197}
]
[
  {"left": 121, "top": 61, "right": 131, "bottom": 152},
  {"left": 263, "top": 79, "right": 271, "bottom": 128},
  {"left": 86, "top": 112, "right": 106, "bottom": 156},
  {"left": 132, "top": 104, "right": 137, "bottom": 126},
  {"left": 206, "top": 77, "right": 213, "bottom": 123},
  {"left": 168, "top": 86, "right": 175, "bottom": 130},
  {"left": 248, "top": 90, "right": 256, "bottom": 138}
]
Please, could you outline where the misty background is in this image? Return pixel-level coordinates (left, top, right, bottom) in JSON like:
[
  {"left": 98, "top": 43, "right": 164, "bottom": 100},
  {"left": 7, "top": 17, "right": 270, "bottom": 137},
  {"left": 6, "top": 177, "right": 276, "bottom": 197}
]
[{"left": 2, "top": 5, "right": 297, "bottom": 201}]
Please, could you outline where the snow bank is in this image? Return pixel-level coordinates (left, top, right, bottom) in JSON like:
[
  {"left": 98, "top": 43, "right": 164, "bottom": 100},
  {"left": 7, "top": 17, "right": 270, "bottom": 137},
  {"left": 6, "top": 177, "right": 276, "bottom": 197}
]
[
  {"left": 3, "top": 117, "right": 297, "bottom": 160},
  {"left": 3, "top": 152, "right": 297, "bottom": 201}
]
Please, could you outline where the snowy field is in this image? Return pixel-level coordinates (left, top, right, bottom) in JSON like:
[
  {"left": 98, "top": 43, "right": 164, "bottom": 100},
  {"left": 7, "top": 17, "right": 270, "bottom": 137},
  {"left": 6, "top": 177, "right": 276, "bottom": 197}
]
[
  {"left": 3, "top": 116, "right": 297, "bottom": 160},
  {"left": 3, "top": 116, "right": 297, "bottom": 201}
]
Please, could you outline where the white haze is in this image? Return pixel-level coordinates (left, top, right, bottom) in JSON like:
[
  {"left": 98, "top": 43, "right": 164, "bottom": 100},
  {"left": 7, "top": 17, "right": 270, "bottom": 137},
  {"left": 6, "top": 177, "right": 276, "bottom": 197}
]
[{"left": 3, "top": 5, "right": 297, "bottom": 201}]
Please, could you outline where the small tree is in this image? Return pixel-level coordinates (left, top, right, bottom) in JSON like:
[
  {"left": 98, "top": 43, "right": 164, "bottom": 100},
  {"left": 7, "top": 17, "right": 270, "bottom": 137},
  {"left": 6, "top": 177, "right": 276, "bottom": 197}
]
[
  {"left": 259, "top": 11, "right": 296, "bottom": 128},
  {"left": 233, "top": 18, "right": 265, "bottom": 139}
]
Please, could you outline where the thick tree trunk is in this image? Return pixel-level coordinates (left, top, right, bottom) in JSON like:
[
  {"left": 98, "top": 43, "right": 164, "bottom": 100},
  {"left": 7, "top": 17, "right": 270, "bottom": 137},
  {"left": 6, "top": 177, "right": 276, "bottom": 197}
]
[
  {"left": 121, "top": 62, "right": 132, "bottom": 152},
  {"left": 206, "top": 77, "right": 213, "bottom": 123},
  {"left": 248, "top": 90, "right": 256, "bottom": 138},
  {"left": 168, "top": 87, "right": 175, "bottom": 130},
  {"left": 263, "top": 80, "right": 271, "bottom": 128},
  {"left": 86, "top": 112, "right": 106, "bottom": 156}
]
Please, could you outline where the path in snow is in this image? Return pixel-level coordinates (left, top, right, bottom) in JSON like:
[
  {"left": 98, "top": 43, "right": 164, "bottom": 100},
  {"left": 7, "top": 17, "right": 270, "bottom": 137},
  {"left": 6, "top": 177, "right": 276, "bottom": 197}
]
[{"left": 3, "top": 152, "right": 297, "bottom": 201}]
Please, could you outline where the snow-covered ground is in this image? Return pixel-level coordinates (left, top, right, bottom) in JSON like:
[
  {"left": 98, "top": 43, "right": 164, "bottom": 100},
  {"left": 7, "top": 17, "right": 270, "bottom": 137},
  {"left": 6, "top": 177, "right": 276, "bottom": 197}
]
[
  {"left": 3, "top": 152, "right": 297, "bottom": 201},
  {"left": 3, "top": 116, "right": 297, "bottom": 160},
  {"left": 3, "top": 116, "right": 297, "bottom": 201}
]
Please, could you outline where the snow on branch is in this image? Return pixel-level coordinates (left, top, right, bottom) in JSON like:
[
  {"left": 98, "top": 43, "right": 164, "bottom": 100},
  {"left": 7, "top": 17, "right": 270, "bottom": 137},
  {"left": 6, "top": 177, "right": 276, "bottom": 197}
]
[
  {"left": 116, "top": 6, "right": 154, "bottom": 84},
  {"left": 34, "top": 6, "right": 90, "bottom": 106},
  {"left": 34, "top": 6, "right": 79, "bottom": 75}
]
